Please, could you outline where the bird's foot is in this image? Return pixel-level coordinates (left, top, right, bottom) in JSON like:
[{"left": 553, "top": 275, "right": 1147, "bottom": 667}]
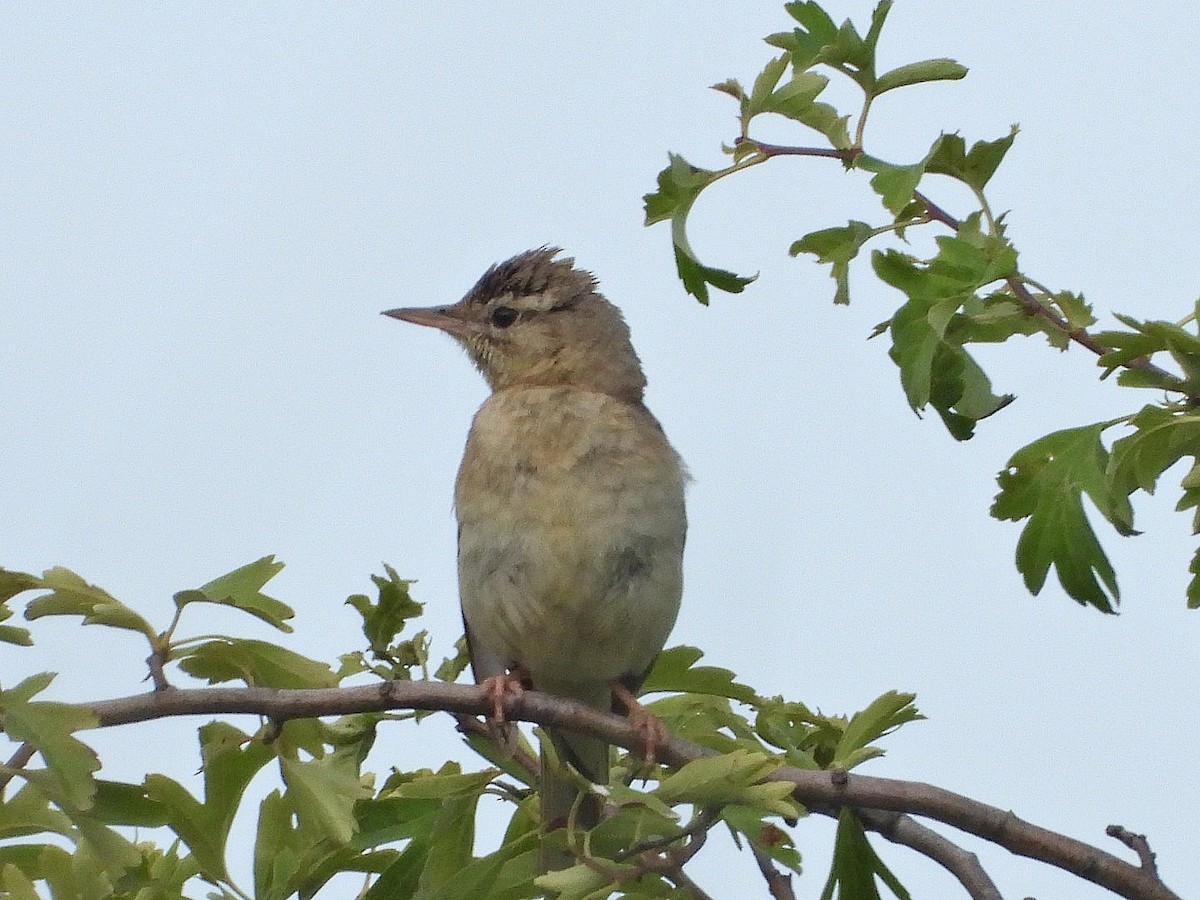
[
  {"left": 610, "top": 680, "right": 667, "bottom": 769},
  {"left": 480, "top": 672, "right": 528, "bottom": 724}
]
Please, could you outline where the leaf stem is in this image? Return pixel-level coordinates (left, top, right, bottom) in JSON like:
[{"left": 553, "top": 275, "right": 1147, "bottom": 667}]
[{"left": 854, "top": 93, "right": 875, "bottom": 149}]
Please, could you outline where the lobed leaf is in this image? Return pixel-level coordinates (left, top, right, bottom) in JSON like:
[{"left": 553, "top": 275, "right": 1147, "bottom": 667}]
[
  {"left": 820, "top": 808, "right": 912, "bottom": 900},
  {"left": 992, "top": 424, "right": 1134, "bottom": 611},
  {"left": 641, "top": 645, "right": 757, "bottom": 702},
  {"left": 23, "top": 568, "right": 155, "bottom": 641},
  {"left": 791, "top": 221, "right": 874, "bottom": 305},
  {"left": 925, "top": 127, "right": 1018, "bottom": 192},
  {"left": 833, "top": 692, "right": 922, "bottom": 769},
  {"left": 173, "top": 555, "right": 292, "bottom": 633},
  {"left": 280, "top": 754, "right": 369, "bottom": 845},
  {"left": 175, "top": 638, "right": 338, "bottom": 689},
  {"left": 144, "top": 722, "right": 274, "bottom": 884},
  {"left": 0, "top": 674, "right": 99, "bottom": 811},
  {"left": 644, "top": 154, "right": 756, "bottom": 304}
]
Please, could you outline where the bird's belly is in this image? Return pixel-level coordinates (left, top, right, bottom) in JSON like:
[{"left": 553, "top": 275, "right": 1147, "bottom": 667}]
[
  {"left": 459, "top": 499, "right": 683, "bottom": 685},
  {"left": 455, "top": 391, "right": 686, "bottom": 688}
]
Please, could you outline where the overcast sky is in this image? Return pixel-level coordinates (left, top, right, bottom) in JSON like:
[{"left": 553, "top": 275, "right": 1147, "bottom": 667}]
[{"left": 3, "top": 3, "right": 1196, "bottom": 897}]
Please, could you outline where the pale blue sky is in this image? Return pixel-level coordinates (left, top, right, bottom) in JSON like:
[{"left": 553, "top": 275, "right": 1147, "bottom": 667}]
[{"left": 3, "top": 3, "right": 1196, "bottom": 897}]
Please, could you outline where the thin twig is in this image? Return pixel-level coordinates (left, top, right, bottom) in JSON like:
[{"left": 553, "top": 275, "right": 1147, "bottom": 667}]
[
  {"left": 0, "top": 742, "right": 37, "bottom": 797},
  {"left": 740, "top": 138, "right": 858, "bottom": 163},
  {"left": 1107, "top": 824, "right": 1161, "bottom": 878},
  {"left": 662, "top": 866, "right": 718, "bottom": 900},
  {"left": 617, "top": 807, "right": 720, "bottom": 861},
  {"left": 751, "top": 843, "right": 797, "bottom": 900}
]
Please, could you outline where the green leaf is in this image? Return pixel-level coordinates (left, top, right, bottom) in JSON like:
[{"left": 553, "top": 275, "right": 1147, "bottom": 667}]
[
  {"left": 427, "top": 830, "right": 538, "bottom": 900},
  {"left": 434, "top": 635, "right": 471, "bottom": 683},
  {"left": 412, "top": 794, "right": 481, "bottom": 899},
  {"left": 646, "top": 693, "right": 761, "bottom": 756},
  {"left": 345, "top": 564, "right": 424, "bottom": 660},
  {"left": 534, "top": 862, "right": 614, "bottom": 900},
  {"left": 173, "top": 555, "right": 292, "bottom": 633},
  {"left": 1054, "top": 291, "right": 1095, "bottom": 330},
  {"left": 833, "top": 692, "right": 922, "bottom": 769},
  {"left": 0, "top": 569, "right": 42, "bottom": 604},
  {"left": 1187, "top": 548, "right": 1200, "bottom": 609},
  {"left": 0, "top": 674, "right": 99, "bottom": 810},
  {"left": 872, "top": 220, "right": 1018, "bottom": 438},
  {"left": 281, "top": 754, "right": 369, "bottom": 845},
  {"left": 1096, "top": 315, "right": 1200, "bottom": 394},
  {"left": 387, "top": 768, "right": 499, "bottom": 801},
  {"left": 747, "top": 56, "right": 789, "bottom": 115},
  {"left": 722, "top": 805, "right": 804, "bottom": 875},
  {"left": 0, "top": 602, "right": 32, "bottom": 647},
  {"left": 710, "top": 78, "right": 746, "bottom": 102},
  {"left": 791, "top": 221, "right": 874, "bottom": 305},
  {"left": 926, "top": 343, "right": 1015, "bottom": 441},
  {"left": 875, "top": 58, "right": 967, "bottom": 94},
  {"left": 925, "top": 127, "right": 1018, "bottom": 192},
  {"left": 820, "top": 808, "right": 911, "bottom": 900},
  {"left": 253, "top": 790, "right": 301, "bottom": 900},
  {"left": 89, "top": 780, "right": 171, "bottom": 827},
  {"left": 759, "top": 70, "right": 836, "bottom": 127},
  {"left": 656, "top": 750, "right": 799, "bottom": 817},
  {"left": 644, "top": 154, "right": 756, "bottom": 304},
  {"left": 0, "top": 864, "right": 40, "bottom": 900},
  {"left": 640, "top": 645, "right": 757, "bottom": 702},
  {"left": 644, "top": 153, "right": 712, "bottom": 227},
  {"left": 144, "top": 721, "right": 274, "bottom": 883},
  {"left": 991, "top": 424, "right": 1132, "bottom": 611},
  {"left": 1110, "top": 406, "right": 1200, "bottom": 498},
  {"left": 23, "top": 568, "right": 156, "bottom": 641},
  {"left": 0, "top": 783, "right": 73, "bottom": 841},
  {"left": 175, "top": 638, "right": 338, "bottom": 689},
  {"left": 769, "top": 3, "right": 839, "bottom": 70},
  {"left": 672, "top": 239, "right": 757, "bottom": 306},
  {"left": 857, "top": 157, "right": 925, "bottom": 216}
]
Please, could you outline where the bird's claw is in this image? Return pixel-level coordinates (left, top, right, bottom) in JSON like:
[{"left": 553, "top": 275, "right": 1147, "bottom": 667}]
[
  {"left": 480, "top": 669, "right": 527, "bottom": 725},
  {"left": 610, "top": 680, "right": 666, "bottom": 769}
]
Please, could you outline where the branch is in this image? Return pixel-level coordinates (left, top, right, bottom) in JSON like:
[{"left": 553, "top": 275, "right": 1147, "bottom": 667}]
[
  {"left": 81, "top": 682, "right": 1181, "bottom": 900},
  {"left": 0, "top": 742, "right": 36, "bottom": 797},
  {"left": 751, "top": 843, "right": 797, "bottom": 900},
  {"left": 734, "top": 143, "right": 1190, "bottom": 398},
  {"left": 857, "top": 809, "right": 1001, "bottom": 900},
  {"left": 1107, "top": 825, "right": 1160, "bottom": 879}
]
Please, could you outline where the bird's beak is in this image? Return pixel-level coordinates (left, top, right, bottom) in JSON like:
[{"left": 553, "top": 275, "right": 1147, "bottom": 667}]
[{"left": 382, "top": 305, "right": 481, "bottom": 340}]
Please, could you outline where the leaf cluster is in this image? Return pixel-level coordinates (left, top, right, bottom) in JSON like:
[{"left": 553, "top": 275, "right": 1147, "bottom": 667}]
[
  {"left": 0, "top": 561, "right": 924, "bottom": 899},
  {"left": 644, "top": 0, "right": 1200, "bottom": 611}
]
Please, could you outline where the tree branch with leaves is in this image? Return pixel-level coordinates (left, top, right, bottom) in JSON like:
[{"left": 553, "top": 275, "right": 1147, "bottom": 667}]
[
  {"left": 2, "top": 3, "right": 1194, "bottom": 899},
  {"left": 0, "top": 558, "right": 1186, "bottom": 899},
  {"left": 644, "top": 0, "right": 1200, "bottom": 612}
]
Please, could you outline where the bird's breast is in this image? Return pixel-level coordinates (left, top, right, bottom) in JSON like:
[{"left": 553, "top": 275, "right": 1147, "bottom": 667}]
[{"left": 454, "top": 386, "right": 687, "bottom": 686}]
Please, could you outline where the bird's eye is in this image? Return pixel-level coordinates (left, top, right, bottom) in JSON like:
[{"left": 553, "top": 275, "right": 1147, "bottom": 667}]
[{"left": 489, "top": 305, "right": 519, "bottom": 328}]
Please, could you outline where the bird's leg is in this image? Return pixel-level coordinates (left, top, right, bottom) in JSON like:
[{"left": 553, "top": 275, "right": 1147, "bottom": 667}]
[
  {"left": 480, "top": 665, "right": 530, "bottom": 723},
  {"left": 610, "top": 680, "right": 667, "bottom": 768}
]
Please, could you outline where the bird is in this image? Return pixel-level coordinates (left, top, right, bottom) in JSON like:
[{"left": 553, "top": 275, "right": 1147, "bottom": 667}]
[{"left": 384, "top": 247, "right": 687, "bottom": 869}]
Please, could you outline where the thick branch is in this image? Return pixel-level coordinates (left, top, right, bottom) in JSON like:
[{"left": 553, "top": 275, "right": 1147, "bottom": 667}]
[{"left": 81, "top": 682, "right": 1179, "bottom": 900}]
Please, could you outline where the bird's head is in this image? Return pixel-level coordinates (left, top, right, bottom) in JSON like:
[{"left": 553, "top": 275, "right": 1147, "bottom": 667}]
[{"left": 385, "top": 248, "right": 646, "bottom": 401}]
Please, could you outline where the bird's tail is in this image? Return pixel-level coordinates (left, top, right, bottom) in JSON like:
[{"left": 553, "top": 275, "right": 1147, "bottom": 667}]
[{"left": 538, "top": 682, "right": 610, "bottom": 872}]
